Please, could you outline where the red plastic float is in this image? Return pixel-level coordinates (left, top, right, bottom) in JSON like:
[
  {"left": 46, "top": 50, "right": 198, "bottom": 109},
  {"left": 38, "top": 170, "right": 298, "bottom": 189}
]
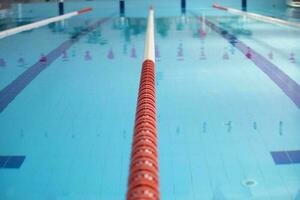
[{"left": 127, "top": 6, "right": 160, "bottom": 200}]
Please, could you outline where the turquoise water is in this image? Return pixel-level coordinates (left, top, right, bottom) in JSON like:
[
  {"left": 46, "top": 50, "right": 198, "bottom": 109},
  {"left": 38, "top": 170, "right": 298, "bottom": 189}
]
[{"left": 0, "top": 0, "right": 300, "bottom": 199}]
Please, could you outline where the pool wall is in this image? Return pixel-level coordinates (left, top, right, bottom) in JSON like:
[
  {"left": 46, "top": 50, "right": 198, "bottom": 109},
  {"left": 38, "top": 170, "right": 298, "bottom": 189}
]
[{"left": 8, "top": 0, "right": 288, "bottom": 19}]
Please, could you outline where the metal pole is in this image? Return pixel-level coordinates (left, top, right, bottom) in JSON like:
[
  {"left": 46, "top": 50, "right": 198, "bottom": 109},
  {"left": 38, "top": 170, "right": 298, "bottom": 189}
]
[
  {"left": 58, "top": 0, "right": 64, "bottom": 15},
  {"left": 120, "top": 0, "right": 125, "bottom": 17},
  {"left": 181, "top": 0, "right": 186, "bottom": 14},
  {"left": 242, "top": 0, "right": 247, "bottom": 11}
]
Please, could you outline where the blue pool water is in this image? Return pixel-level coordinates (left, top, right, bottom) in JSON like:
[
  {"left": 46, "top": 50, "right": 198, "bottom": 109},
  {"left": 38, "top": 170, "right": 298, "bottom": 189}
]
[{"left": 0, "top": 0, "right": 300, "bottom": 199}]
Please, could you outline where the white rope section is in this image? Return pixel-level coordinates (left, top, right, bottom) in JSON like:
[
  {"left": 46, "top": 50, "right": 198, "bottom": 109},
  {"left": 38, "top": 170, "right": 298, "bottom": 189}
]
[
  {"left": 143, "top": 6, "right": 155, "bottom": 62},
  {"left": 0, "top": 8, "right": 92, "bottom": 39},
  {"left": 213, "top": 4, "right": 300, "bottom": 29}
]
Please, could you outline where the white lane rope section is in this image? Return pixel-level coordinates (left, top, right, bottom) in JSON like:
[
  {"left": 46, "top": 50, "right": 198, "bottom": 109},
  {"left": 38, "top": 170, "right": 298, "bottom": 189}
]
[
  {"left": 0, "top": 8, "right": 92, "bottom": 39},
  {"left": 213, "top": 4, "right": 300, "bottom": 29},
  {"left": 143, "top": 6, "right": 155, "bottom": 63}
]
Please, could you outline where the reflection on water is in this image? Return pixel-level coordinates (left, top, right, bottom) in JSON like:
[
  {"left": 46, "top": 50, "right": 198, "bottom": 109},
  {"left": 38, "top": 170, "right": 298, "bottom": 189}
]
[
  {"left": 0, "top": 14, "right": 254, "bottom": 49},
  {"left": 287, "top": 7, "right": 300, "bottom": 19},
  {"left": 0, "top": 15, "right": 257, "bottom": 66},
  {"left": 123, "top": 18, "right": 146, "bottom": 42},
  {"left": 86, "top": 30, "right": 107, "bottom": 45},
  {"left": 48, "top": 21, "right": 68, "bottom": 33},
  {"left": 112, "top": 17, "right": 173, "bottom": 42},
  {"left": 218, "top": 16, "right": 252, "bottom": 37},
  {"left": 0, "top": 18, "right": 35, "bottom": 31},
  {"left": 176, "top": 15, "right": 189, "bottom": 31},
  {"left": 0, "top": 14, "right": 256, "bottom": 66},
  {"left": 156, "top": 17, "right": 171, "bottom": 37}
]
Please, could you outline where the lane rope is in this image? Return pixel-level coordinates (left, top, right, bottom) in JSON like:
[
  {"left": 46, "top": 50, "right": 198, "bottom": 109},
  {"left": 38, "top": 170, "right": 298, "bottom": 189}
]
[
  {"left": 213, "top": 4, "right": 300, "bottom": 29},
  {"left": 126, "top": 6, "right": 160, "bottom": 200},
  {"left": 0, "top": 7, "right": 92, "bottom": 39}
]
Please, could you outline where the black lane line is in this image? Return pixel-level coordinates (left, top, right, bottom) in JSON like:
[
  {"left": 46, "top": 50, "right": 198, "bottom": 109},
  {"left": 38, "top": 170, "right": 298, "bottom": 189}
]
[
  {"left": 0, "top": 17, "right": 112, "bottom": 113},
  {"left": 192, "top": 13, "right": 300, "bottom": 109}
]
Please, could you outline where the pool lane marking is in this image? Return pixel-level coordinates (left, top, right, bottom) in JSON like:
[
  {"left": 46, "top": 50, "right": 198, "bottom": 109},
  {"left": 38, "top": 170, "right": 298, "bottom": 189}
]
[
  {"left": 213, "top": 4, "right": 300, "bottom": 29},
  {"left": 0, "top": 16, "right": 112, "bottom": 113},
  {"left": 0, "top": 156, "right": 25, "bottom": 169},
  {"left": 0, "top": 8, "right": 92, "bottom": 39},
  {"left": 271, "top": 150, "right": 300, "bottom": 165},
  {"left": 192, "top": 13, "right": 300, "bottom": 109}
]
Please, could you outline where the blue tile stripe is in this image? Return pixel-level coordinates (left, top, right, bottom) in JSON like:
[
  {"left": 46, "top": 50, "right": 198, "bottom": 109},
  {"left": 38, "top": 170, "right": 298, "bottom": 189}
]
[
  {"left": 288, "top": 150, "right": 300, "bottom": 163},
  {"left": 271, "top": 150, "right": 300, "bottom": 165},
  {"left": 191, "top": 12, "right": 300, "bottom": 109},
  {"left": 270, "top": 151, "right": 291, "bottom": 165},
  {"left": 0, "top": 156, "right": 25, "bottom": 169},
  {"left": 0, "top": 16, "right": 112, "bottom": 113},
  {"left": 0, "top": 156, "right": 10, "bottom": 167}
]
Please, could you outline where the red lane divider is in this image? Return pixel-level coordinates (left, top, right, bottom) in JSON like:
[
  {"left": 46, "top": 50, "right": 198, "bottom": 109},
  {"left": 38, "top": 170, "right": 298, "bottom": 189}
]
[
  {"left": 77, "top": 7, "right": 92, "bottom": 14},
  {"left": 127, "top": 59, "right": 160, "bottom": 200},
  {"left": 212, "top": 4, "right": 228, "bottom": 11}
]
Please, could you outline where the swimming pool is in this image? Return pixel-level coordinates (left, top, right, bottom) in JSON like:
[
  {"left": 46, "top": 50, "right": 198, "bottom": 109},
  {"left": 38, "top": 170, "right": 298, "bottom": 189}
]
[{"left": 0, "top": 0, "right": 300, "bottom": 199}]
